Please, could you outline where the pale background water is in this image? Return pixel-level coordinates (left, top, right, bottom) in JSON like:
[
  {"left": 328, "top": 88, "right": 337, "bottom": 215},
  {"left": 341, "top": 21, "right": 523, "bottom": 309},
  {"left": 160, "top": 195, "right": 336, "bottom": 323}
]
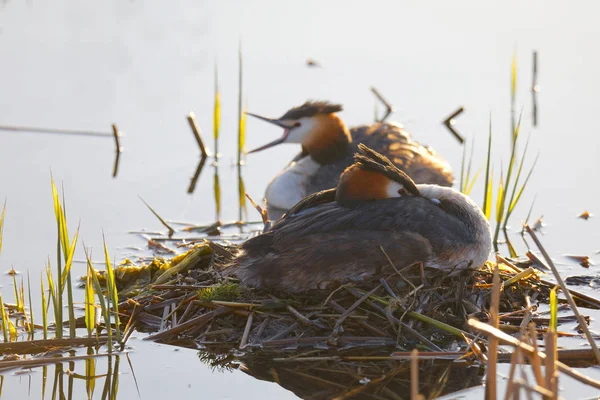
[{"left": 0, "top": 1, "right": 599, "bottom": 398}]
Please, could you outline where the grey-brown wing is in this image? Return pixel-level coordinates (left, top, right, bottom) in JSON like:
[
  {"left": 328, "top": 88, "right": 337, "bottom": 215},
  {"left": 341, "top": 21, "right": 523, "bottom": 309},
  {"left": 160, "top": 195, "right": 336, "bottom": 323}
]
[
  {"left": 237, "top": 229, "right": 432, "bottom": 292},
  {"left": 281, "top": 188, "right": 337, "bottom": 219},
  {"left": 270, "top": 196, "right": 472, "bottom": 252},
  {"left": 352, "top": 123, "right": 454, "bottom": 187}
]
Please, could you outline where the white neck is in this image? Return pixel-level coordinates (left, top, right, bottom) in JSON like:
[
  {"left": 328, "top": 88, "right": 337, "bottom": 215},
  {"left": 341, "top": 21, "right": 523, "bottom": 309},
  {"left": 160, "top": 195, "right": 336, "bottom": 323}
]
[{"left": 265, "top": 157, "right": 321, "bottom": 211}]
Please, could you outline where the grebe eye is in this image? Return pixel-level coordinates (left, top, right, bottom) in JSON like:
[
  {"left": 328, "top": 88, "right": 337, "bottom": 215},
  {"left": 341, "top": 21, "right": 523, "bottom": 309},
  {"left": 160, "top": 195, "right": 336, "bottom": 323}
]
[
  {"left": 398, "top": 188, "right": 407, "bottom": 196},
  {"left": 293, "top": 122, "right": 301, "bottom": 127}
]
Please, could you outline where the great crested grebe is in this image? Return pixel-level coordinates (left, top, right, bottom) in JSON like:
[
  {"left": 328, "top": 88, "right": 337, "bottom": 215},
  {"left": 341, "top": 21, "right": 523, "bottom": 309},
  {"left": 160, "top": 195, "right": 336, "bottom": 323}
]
[
  {"left": 246, "top": 101, "right": 453, "bottom": 219},
  {"left": 232, "top": 144, "right": 490, "bottom": 293}
]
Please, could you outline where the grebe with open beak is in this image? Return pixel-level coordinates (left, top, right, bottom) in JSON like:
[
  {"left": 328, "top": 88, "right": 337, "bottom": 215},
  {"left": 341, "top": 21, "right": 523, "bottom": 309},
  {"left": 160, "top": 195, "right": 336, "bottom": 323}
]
[
  {"left": 232, "top": 144, "right": 490, "bottom": 293},
  {"left": 247, "top": 101, "right": 453, "bottom": 220}
]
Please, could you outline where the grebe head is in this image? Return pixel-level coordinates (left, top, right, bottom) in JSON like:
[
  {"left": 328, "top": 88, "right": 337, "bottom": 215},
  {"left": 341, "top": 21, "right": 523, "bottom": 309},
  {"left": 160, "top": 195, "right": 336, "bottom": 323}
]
[
  {"left": 246, "top": 101, "right": 351, "bottom": 161},
  {"left": 336, "top": 143, "right": 420, "bottom": 204}
]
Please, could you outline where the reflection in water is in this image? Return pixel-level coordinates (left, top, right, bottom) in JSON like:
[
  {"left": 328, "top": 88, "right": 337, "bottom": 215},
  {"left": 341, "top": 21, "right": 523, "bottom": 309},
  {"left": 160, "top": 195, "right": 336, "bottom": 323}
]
[
  {"left": 187, "top": 156, "right": 207, "bottom": 194},
  {"left": 213, "top": 163, "right": 221, "bottom": 221},
  {"left": 238, "top": 164, "right": 248, "bottom": 223},
  {"left": 112, "top": 150, "right": 121, "bottom": 178},
  {"left": 196, "top": 348, "right": 484, "bottom": 400},
  {"left": 0, "top": 353, "right": 124, "bottom": 400}
]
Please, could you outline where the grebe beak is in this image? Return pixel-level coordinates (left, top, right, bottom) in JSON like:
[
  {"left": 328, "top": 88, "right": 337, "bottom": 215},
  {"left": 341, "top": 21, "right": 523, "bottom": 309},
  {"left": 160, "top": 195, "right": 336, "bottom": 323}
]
[{"left": 246, "top": 112, "right": 295, "bottom": 153}]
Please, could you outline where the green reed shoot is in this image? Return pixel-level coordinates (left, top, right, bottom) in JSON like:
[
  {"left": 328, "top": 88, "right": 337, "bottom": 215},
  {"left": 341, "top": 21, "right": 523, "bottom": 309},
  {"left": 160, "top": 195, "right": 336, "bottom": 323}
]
[
  {"left": 482, "top": 119, "right": 493, "bottom": 220},
  {"left": 103, "top": 236, "right": 121, "bottom": 343},
  {"left": 85, "top": 247, "right": 112, "bottom": 352},
  {"left": 495, "top": 168, "right": 504, "bottom": 234},
  {"left": 237, "top": 44, "right": 244, "bottom": 165},
  {"left": 51, "top": 177, "right": 80, "bottom": 338},
  {"left": 511, "top": 50, "right": 517, "bottom": 138},
  {"left": 12, "top": 273, "right": 21, "bottom": 313},
  {"left": 0, "top": 293, "right": 8, "bottom": 342},
  {"left": 40, "top": 273, "right": 48, "bottom": 339},
  {"left": 27, "top": 271, "right": 34, "bottom": 336},
  {"left": 492, "top": 113, "right": 522, "bottom": 251},
  {"left": 503, "top": 150, "right": 539, "bottom": 230},
  {"left": 214, "top": 62, "right": 221, "bottom": 156},
  {"left": 0, "top": 199, "right": 5, "bottom": 255},
  {"left": 550, "top": 286, "right": 558, "bottom": 331},
  {"left": 46, "top": 260, "right": 60, "bottom": 338},
  {"left": 85, "top": 265, "right": 95, "bottom": 338}
]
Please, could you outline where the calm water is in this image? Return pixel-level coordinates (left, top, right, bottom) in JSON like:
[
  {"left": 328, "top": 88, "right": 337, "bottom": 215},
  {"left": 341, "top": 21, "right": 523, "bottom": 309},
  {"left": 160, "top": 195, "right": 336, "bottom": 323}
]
[{"left": 1, "top": 1, "right": 600, "bottom": 398}]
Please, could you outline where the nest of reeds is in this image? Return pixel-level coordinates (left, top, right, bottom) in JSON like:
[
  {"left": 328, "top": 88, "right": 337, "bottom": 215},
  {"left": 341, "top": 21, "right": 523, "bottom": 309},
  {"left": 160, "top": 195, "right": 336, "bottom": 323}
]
[{"left": 110, "top": 240, "right": 598, "bottom": 354}]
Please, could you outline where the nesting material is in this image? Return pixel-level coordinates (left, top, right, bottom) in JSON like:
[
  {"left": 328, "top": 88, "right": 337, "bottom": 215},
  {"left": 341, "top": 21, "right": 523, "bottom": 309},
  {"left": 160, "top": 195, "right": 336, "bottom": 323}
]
[{"left": 108, "top": 243, "right": 600, "bottom": 356}]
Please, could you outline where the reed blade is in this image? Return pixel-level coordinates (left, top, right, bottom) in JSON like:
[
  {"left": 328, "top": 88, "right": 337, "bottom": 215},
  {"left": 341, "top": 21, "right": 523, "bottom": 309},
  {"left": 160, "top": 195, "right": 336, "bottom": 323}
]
[
  {"left": 27, "top": 271, "right": 34, "bottom": 337},
  {"left": 508, "top": 152, "right": 539, "bottom": 216},
  {"left": 103, "top": 236, "right": 121, "bottom": 343},
  {"left": 40, "top": 273, "right": 48, "bottom": 339},
  {"left": 85, "top": 265, "right": 96, "bottom": 338},
  {"left": 237, "top": 44, "right": 244, "bottom": 165},
  {"left": 85, "top": 247, "right": 111, "bottom": 352},
  {"left": 46, "top": 260, "right": 61, "bottom": 339},
  {"left": 482, "top": 119, "right": 493, "bottom": 219},
  {"left": 465, "top": 167, "right": 483, "bottom": 196},
  {"left": 550, "top": 286, "right": 558, "bottom": 332},
  {"left": 0, "top": 294, "right": 8, "bottom": 342},
  {"left": 213, "top": 62, "right": 221, "bottom": 155},
  {"left": 138, "top": 196, "right": 175, "bottom": 237}
]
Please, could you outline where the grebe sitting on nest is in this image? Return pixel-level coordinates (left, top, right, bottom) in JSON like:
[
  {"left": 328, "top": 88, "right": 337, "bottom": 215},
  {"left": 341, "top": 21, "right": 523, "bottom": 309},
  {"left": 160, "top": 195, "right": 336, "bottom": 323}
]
[
  {"left": 231, "top": 145, "right": 490, "bottom": 293},
  {"left": 246, "top": 101, "right": 453, "bottom": 220}
]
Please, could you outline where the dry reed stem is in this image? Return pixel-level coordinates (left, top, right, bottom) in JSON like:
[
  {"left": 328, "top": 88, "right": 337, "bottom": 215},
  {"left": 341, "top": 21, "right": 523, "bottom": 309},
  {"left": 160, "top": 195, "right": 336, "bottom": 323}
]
[
  {"left": 239, "top": 311, "right": 254, "bottom": 349},
  {"left": 544, "top": 330, "right": 558, "bottom": 399},
  {"left": 504, "top": 347, "right": 521, "bottom": 400},
  {"left": 111, "top": 124, "right": 122, "bottom": 153},
  {"left": 442, "top": 107, "right": 465, "bottom": 144},
  {"left": 144, "top": 306, "right": 230, "bottom": 341},
  {"left": 528, "top": 323, "right": 544, "bottom": 387},
  {"left": 187, "top": 112, "right": 209, "bottom": 158},
  {"left": 487, "top": 264, "right": 501, "bottom": 400},
  {"left": 526, "top": 225, "right": 600, "bottom": 364},
  {"left": 370, "top": 87, "right": 394, "bottom": 122},
  {"left": 333, "top": 284, "right": 381, "bottom": 330},
  {"left": 468, "top": 319, "right": 600, "bottom": 390},
  {"left": 411, "top": 349, "right": 422, "bottom": 400}
]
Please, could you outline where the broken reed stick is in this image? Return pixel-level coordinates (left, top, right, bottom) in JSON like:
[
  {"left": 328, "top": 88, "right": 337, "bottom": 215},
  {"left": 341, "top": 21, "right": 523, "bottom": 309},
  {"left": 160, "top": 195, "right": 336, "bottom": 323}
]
[
  {"left": 187, "top": 112, "right": 209, "bottom": 158},
  {"left": 442, "top": 107, "right": 465, "bottom": 144},
  {"left": 144, "top": 306, "right": 230, "bottom": 341},
  {"left": 111, "top": 124, "right": 122, "bottom": 153},
  {"left": 525, "top": 225, "right": 600, "bottom": 365},
  {"left": 239, "top": 311, "right": 254, "bottom": 349},
  {"left": 370, "top": 87, "right": 394, "bottom": 122},
  {"left": 410, "top": 349, "right": 422, "bottom": 400},
  {"left": 468, "top": 319, "right": 600, "bottom": 390},
  {"left": 0, "top": 124, "right": 112, "bottom": 137},
  {"left": 333, "top": 284, "right": 381, "bottom": 330},
  {"left": 486, "top": 264, "right": 501, "bottom": 400}
]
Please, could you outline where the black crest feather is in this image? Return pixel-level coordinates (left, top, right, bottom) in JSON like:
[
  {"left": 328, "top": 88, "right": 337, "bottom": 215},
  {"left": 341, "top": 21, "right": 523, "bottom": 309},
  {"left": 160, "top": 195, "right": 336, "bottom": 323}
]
[
  {"left": 354, "top": 144, "right": 420, "bottom": 195},
  {"left": 280, "top": 101, "right": 343, "bottom": 120}
]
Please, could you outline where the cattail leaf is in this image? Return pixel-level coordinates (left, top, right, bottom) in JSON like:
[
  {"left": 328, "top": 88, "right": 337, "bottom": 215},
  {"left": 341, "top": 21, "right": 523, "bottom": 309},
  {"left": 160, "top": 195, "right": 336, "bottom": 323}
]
[
  {"left": 550, "top": 286, "right": 558, "bottom": 332},
  {"left": 103, "top": 236, "right": 121, "bottom": 342},
  {"left": 85, "top": 265, "right": 95, "bottom": 337}
]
